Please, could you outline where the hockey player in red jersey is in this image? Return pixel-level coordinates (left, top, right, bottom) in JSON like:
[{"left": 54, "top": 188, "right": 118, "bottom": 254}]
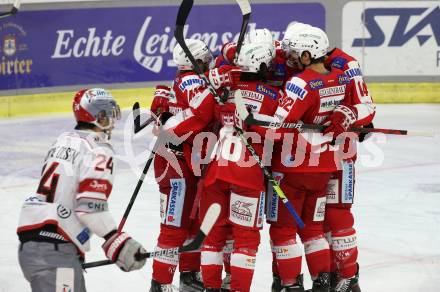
[
  {"left": 161, "top": 41, "right": 281, "bottom": 292},
  {"left": 256, "top": 26, "right": 362, "bottom": 292},
  {"left": 320, "top": 47, "right": 375, "bottom": 292},
  {"left": 17, "top": 88, "right": 147, "bottom": 292},
  {"left": 149, "top": 39, "right": 214, "bottom": 292}
]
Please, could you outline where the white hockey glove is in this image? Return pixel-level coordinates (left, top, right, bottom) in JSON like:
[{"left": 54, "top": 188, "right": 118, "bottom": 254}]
[{"left": 102, "top": 232, "right": 147, "bottom": 272}]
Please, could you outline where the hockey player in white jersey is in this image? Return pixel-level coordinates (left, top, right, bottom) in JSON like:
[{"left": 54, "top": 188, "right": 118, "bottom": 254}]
[{"left": 17, "top": 88, "right": 147, "bottom": 292}]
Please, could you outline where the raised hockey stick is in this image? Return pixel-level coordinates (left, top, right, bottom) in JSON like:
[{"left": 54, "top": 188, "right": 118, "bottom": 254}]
[
  {"left": 174, "top": 0, "right": 229, "bottom": 103},
  {"left": 235, "top": 90, "right": 435, "bottom": 137},
  {"left": 174, "top": 0, "right": 304, "bottom": 228},
  {"left": 234, "top": 0, "right": 251, "bottom": 56},
  {"left": 82, "top": 203, "right": 221, "bottom": 269},
  {"left": 0, "top": 0, "right": 20, "bottom": 19}
]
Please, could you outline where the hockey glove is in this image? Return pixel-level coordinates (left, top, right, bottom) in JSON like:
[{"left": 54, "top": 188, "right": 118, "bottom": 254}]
[
  {"left": 102, "top": 232, "right": 147, "bottom": 272},
  {"left": 221, "top": 42, "right": 237, "bottom": 64},
  {"left": 323, "top": 104, "right": 358, "bottom": 140},
  {"left": 150, "top": 85, "right": 170, "bottom": 116},
  {"left": 358, "top": 122, "right": 374, "bottom": 142},
  {"left": 208, "top": 65, "right": 240, "bottom": 90}
]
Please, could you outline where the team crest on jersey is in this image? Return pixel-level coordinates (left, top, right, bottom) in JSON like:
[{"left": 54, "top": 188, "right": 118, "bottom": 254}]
[
  {"left": 331, "top": 56, "right": 347, "bottom": 69},
  {"left": 256, "top": 84, "right": 277, "bottom": 100},
  {"left": 338, "top": 74, "right": 350, "bottom": 85},
  {"left": 309, "top": 79, "right": 324, "bottom": 89}
]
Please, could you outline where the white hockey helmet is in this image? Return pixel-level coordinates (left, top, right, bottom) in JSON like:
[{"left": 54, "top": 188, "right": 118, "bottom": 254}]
[
  {"left": 282, "top": 22, "right": 312, "bottom": 52},
  {"left": 285, "top": 26, "right": 329, "bottom": 59},
  {"left": 73, "top": 88, "right": 121, "bottom": 132},
  {"left": 173, "top": 39, "right": 213, "bottom": 70},
  {"left": 245, "top": 28, "right": 273, "bottom": 44},
  {"left": 236, "top": 42, "right": 275, "bottom": 73}
]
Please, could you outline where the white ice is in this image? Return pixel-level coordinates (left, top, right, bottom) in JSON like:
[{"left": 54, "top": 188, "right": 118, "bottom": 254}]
[{"left": 1, "top": 104, "right": 439, "bottom": 292}]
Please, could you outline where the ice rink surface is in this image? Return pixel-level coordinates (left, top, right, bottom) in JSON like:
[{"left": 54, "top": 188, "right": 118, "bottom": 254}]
[{"left": 1, "top": 104, "right": 439, "bottom": 292}]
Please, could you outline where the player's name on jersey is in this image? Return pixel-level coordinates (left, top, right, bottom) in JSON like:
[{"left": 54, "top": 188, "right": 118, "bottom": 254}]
[{"left": 44, "top": 146, "right": 80, "bottom": 164}]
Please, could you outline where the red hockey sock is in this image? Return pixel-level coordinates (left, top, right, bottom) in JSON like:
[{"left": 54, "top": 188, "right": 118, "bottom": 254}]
[
  {"left": 201, "top": 245, "right": 223, "bottom": 289},
  {"left": 331, "top": 228, "right": 358, "bottom": 278},
  {"left": 230, "top": 249, "right": 257, "bottom": 292},
  {"left": 303, "top": 236, "right": 331, "bottom": 279},
  {"left": 272, "top": 240, "right": 302, "bottom": 285},
  {"left": 152, "top": 245, "right": 179, "bottom": 284}
]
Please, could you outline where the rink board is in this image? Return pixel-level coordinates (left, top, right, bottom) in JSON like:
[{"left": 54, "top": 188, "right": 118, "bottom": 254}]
[{"left": 1, "top": 83, "right": 440, "bottom": 118}]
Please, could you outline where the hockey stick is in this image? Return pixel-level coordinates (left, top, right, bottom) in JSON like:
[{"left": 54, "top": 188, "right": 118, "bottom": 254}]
[
  {"left": 133, "top": 101, "right": 156, "bottom": 134},
  {"left": 82, "top": 203, "right": 221, "bottom": 269},
  {"left": 174, "top": 0, "right": 304, "bottom": 228},
  {"left": 235, "top": 90, "right": 435, "bottom": 137},
  {"left": 0, "top": 0, "right": 20, "bottom": 19},
  {"left": 82, "top": 104, "right": 157, "bottom": 269},
  {"left": 174, "top": 0, "right": 228, "bottom": 103},
  {"left": 234, "top": 0, "right": 251, "bottom": 56}
]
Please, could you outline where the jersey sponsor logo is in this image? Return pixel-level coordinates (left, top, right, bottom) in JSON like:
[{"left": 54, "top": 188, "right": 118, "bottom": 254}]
[
  {"left": 57, "top": 204, "right": 72, "bottom": 219},
  {"left": 332, "top": 234, "right": 357, "bottom": 251},
  {"left": 342, "top": 161, "right": 354, "bottom": 203},
  {"left": 285, "top": 82, "right": 307, "bottom": 100},
  {"left": 352, "top": 6, "right": 440, "bottom": 48},
  {"left": 338, "top": 74, "right": 350, "bottom": 84},
  {"left": 178, "top": 77, "right": 204, "bottom": 92},
  {"left": 313, "top": 197, "right": 326, "bottom": 222},
  {"left": 166, "top": 179, "right": 185, "bottom": 227},
  {"left": 229, "top": 193, "right": 258, "bottom": 227},
  {"left": 313, "top": 115, "right": 327, "bottom": 125},
  {"left": 326, "top": 178, "right": 339, "bottom": 204},
  {"left": 79, "top": 179, "right": 112, "bottom": 196},
  {"left": 76, "top": 228, "right": 90, "bottom": 244},
  {"left": 241, "top": 90, "right": 264, "bottom": 102},
  {"left": 344, "top": 68, "right": 362, "bottom": 79},
  {"left": 256, "top": 191, "right": 265, "bottom": 227},
  {"left": 309, "top": 79, "right": 324, "bottom": 89},
  {"left": 330, "top": 56, "right": 347, "bottom": 70},
  {"left": 256, "top": 84, "right": 278, "bottom": 100},
  {"left": 319, "top": 95, "right": 345, "bottom": 113},
  {"left": 319, "top": 85, "right": 346, "bottom": 97}
]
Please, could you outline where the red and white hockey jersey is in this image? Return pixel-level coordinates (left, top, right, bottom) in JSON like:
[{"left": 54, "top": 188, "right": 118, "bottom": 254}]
[
  {"left": 271, "top": 67, "right": 356, "bottom": 173},
  {"left": 17, "top": 130, "right": 117, "bottom": 252},
  {"left": 325, "top": 48, "right": 375, "bottom": 126},
  {"left": 167, "top": 80, "right": 282, "bottom": 191}
]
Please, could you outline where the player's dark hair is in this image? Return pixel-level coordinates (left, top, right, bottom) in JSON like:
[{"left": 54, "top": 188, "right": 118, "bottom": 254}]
[
  {"left": 310, "top": 56, "right": 326, "bottom": 64},
  {"left": 75, "top": 121, "right": 96, "bottom": 130},
  {"left": 239, "top": 63, "right": 269, "bottom": 82}
]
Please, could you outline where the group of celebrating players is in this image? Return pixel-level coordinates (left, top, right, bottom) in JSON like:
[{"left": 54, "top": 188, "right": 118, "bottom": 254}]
[
  {"left": 147, "top": 22, "right": 375, "bottom": 292},
  {"left": 16, "top": 20, "right": 375, "bottom": 292}
]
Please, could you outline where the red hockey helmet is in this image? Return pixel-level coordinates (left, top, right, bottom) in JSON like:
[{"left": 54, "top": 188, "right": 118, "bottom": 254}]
[{"left": 73, "top": 88, "right": 121, "bottom": 131}]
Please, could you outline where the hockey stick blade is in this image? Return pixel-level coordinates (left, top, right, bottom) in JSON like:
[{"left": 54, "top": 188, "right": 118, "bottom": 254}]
[
  {"left": 235, "top": 0, "right": 251, "bottom": 56},
  {"left": 83, "top": 203, "right": 221, "bottom": 268},
  {"left": 133, "top": 102, "right": 156, "bottom": 134}
]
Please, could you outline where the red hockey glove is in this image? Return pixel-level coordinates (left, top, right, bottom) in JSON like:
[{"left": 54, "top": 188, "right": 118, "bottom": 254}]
[
  {"left": 208, "top": 65, "right": 241, "bottom": 90},
  {"left": 221, "top": 42, "right": 237, "bottom": 64},
  {"left": 323, "top": 104, "right": 358, "bottom": 139},
  {"left": 150, "top": 85, "right": 170, "bottom": 116}
]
